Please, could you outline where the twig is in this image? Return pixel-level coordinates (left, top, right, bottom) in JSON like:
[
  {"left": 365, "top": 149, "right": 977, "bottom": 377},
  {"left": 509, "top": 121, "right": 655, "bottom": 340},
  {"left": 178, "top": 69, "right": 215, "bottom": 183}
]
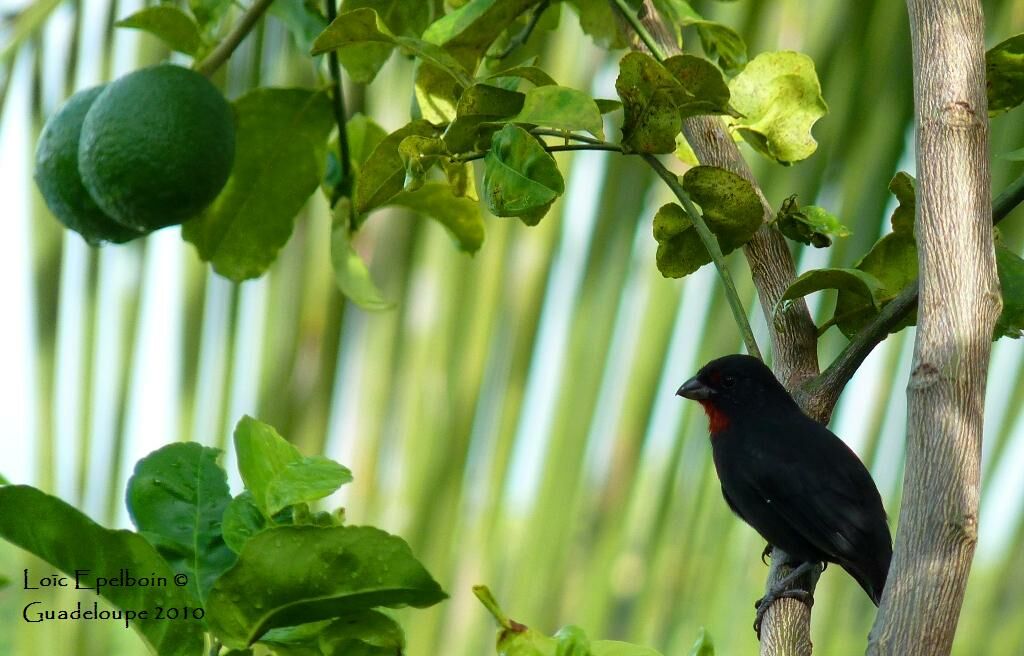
[
  {"left": 452, "top": 140, "right": 624, "bottom": 163},
  {"left": 489, "top": 0, "right": 550, "bottom": 60},
  {"left": 193, "top": 0, "right": 276, "bottom": 77},
  {"left": 323, "top": 0, "right": 350, "bottom": 206},
  {"left": 809, "top": 171, "right": 1024, "bottom": 409},
  {"left": 643, "top": 154, "right": 763, "bottom": 360},
  {"left": 610, "top": 0, "right": 667, "bottom": 62},
  {"left": 530, "top": 128, "right": 604, "bottom": 144}
]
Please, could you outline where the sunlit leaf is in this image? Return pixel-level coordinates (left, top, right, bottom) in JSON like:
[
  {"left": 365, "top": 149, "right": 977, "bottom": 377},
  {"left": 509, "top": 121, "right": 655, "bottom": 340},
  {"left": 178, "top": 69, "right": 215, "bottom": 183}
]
[
  {"left": 115, "top": 6, "right": 203, "bottom": 55},
  {"left": 483, "top": 124, "right": 565, "bottom": 225},
  {"left": 422, "top": 0, "right": 540, "bottom": 69},
  {"left": 728, "top": 51, "right": 828, "bottom": 164},
  {"left": 510, "top": 85, "right": 605, "bottom": 139},
  {"left": 354, "top": 120, "right": 437, "bottom": 217},
  {"left": 443, "top": 83, "right": 525, "bottom": 152},
  {"left": 332, "top": 201, "right": 394, "bottom": 310}
]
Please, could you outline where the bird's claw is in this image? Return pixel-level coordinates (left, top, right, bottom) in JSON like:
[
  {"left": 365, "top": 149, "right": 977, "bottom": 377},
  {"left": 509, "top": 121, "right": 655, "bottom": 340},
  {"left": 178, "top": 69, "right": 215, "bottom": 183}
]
[
  {"left": 761, "top": 543, "right": 773, "bottom": 565},
  {"left": 753, "top": 589, "right": 814, "bottom": 638}
]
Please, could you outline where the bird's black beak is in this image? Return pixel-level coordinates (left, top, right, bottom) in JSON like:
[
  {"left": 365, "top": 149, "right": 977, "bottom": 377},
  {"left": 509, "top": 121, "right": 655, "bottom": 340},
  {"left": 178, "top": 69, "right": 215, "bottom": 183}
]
[{"left": 676, "top": 376, "right": 714, "bottom": 400}]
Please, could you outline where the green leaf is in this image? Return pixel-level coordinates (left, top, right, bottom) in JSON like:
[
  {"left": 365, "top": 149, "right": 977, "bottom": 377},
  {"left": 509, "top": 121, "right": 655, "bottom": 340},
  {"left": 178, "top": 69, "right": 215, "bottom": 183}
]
[
  {"left": 398, "top": 135, "right": 448, "bottom": 192},
  {"left": 995, "top": 244, "right": 1024, "bottom": 339},
  {"left": 389, "top": 183, "right": 485, "bottom": 253},
  {"left": 689, "top": 21, "right": 747, "bottom": 76},
  {"left": 779, "top": 268, "right": 887, "bottom": 311},
  {"left": 126, "top": 442, "right": 235, "bottom": 604},
  {"left": 189, "top": 0, "right": 232, "bottom": 30},
  {"left": 987, "top": 34, "right": 1024, "bottom": 115},
  {"left": 415, "top": 61, "right": 464, "bottom": 123},
  {"left": 662, "top": 54, "right": 735, "bottom": 118},
  {"left": 561, "top": 0, "right": 628, "bottom": 49},
  {"left": 653, "top": 166, "right": 762, "bottom": 278},
  {"left": 0, "top": 472, "right": 9, "bottom": 485},
  {"left": 222, "top": 492, "right": 267, "bottom": 554},
  {"left": 115, "top": 7, "right": 203, "bottom": 55},
  {"left": 773, "top": 195, "right": 850, "bottom": 247},
  {"left": 233, "top": 416, "right": 352, "bottom": 516},
  {"left": 205, "top": 525, "right": 447, "bottom": 649},
  {"left": 728, "top": 51, "right": 828, "bottom": 164},
  {"left": 616, "top": 52, "right": 685, "bottom": 153},
  {"left": 483, "top": 124, "right": 565, "bottom": 225},
  {"left": 834, "top": 230, "right": 918, "bottom": 338},
  {"left": 318, "top": 611, "right": 406, "bottom": 655},
  {"left": 443, "top": 83, "right": 525, "bottom": 153},
  {"left": 1000, "top": 146, "right": 1024, "bottom": 161},
  {"left": 554, "top": 625, "right": 591, "bottom": 656},
  {"left": 183, "top": 88, "right": 334, "bottom": 281},
  {"left": 888, "top": 171, "right": 916, "bottom": 233},
  {"left": 354, "top": 120, "right": 437, "bottom": 216},
  {"left": 688, "top": 627, "right": 714, "bottom": 656},
  {"left": 332, "top": 201, "right": 394, "bottom": 310},
  {"left": 341, "top": 0, "right": 437, "bottom": 37},
  {"left": 312, "top": 8, "right": 473, "bottom": 87},
  {"left": 509, "top": 85, "right": 605, "bottom": 139},
  {"left": 0, "top": 485, "right": 205, "bottom": 656},
  {"left": 484, "top": 65, "right": 559, "bottom": 89},
  {"left": 422, "top": 0, "right": 541, "bottom": 69}
]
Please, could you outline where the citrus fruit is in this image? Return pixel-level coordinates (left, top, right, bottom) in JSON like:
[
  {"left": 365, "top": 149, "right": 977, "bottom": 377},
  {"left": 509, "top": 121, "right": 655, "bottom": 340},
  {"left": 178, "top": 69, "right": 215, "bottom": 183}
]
[
  {"left": 78, "top": 64, "right": 235, "bottom": 231},
  {"left": 34, "top": 85, "right": 146, "bottom": 245}
]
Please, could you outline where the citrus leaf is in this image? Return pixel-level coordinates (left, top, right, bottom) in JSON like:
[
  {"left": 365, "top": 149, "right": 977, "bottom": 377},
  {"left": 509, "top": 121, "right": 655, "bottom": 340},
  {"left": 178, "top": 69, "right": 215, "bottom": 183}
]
[
  {"left": 115, "top": 6, "right": 203, "bottom": 55},
  {"left": 205, "top": 525, "right": 447, "bottom": 649},
  {"left": 332, "top": 202, "right": 394, "bottom": 310},
  {"left": 354, "top": 120, "right": 436, "bottom": 217},
  {"left": 443, "top": 83, "right": 525, "bottom": 152},
  {"left": 509, "top": 85, "right": 605, "bottom": 139},
  {"left": 688, "top": 20, "right": 747, "bottom": 76},
  {"left": 728, "top": 51, "right": 827, "bottom": 164},
  {"left": 422, "top": 0, "right": 540, "bottom": 68},
  {"left": 773, "top": 195, "right": 850, "bottom": 247},
  {"left": 987, "top": 34, "right": 1024, "bottom": 115},
  {"left": 233, "top": 416, "right": 353, "bottom": 516},
  {"left": 616, "top": 51, "right": 685, "bottom": 153},
  {"left": 389, "top": 183, "right": 485, "bottom": 253},
  {"left": 313, "top": 8, "right": 473, "bottom": 87},
  {"left": 398, "top": 135, "right": 447, "bottom": 191},
  {"left": 340, "top": 0, "right": 437, "bottom": 37},
  {"left": 889, "top": 171, "right": 916, "bottom": 233},
  {"left": 482, "top": 124, "right": 564, "bottom": 225},
  {"left": 222, "top": 492, "right": 267, "bottom": 554},
  {"left": 318, "top": 611, "right": 406, "bottom": 655},
  {"left": 554, "top": 625, "right": 591, "bottom": 656},
  {"left": 779, "top": 268, "right": 887, "bottom": 310},
  {"left": 183, "top": 88, "right": 334, "bottom": 281},
  {"left": 484, "top": 65, "right": 559, "bottom": 89},
  {"left": 653, "top": 166, "right": 762, "bottom": 278},
  {"left": 687, "top": 627, "right": 715, "bottom": 656},
  {"left": 561, "top": 0, "right": 628, "bottom": 49},
  {"left": 1000, "top": 146, "right": 1024, "bottom": 161},
  {"left": 126, "top": 442, "right": 235, "bottom": 605},
  {"left": 0, "top": 485, "right": 205, "bottom": 656},
  {"left": 995, "top": 244, "right": 1024, "bottom": 339},
  {"left": 663, "top": 54, "right": 734, "bottom": 118}
]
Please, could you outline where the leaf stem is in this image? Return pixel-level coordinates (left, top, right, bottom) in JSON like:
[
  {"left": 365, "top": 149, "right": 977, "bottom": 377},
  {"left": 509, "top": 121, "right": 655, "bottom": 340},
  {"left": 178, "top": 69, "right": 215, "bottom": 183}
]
[
  {"left": 473, "top": 585, "right": 513, "bottom": 629},
  {"left": 193, "top": 0, "right": 276, "bottom": 77},
  {"left": 323, "top": 0, "right": 351, "bottom": 206},
  {"left": 609, "top": 0, "right": 667, "bottom": 62},
  {"left": 642, "top": 154, "right": 763, "bottom": 360},
  {"left": 452, "top": 140, "right": 623, "bottom": 163}
]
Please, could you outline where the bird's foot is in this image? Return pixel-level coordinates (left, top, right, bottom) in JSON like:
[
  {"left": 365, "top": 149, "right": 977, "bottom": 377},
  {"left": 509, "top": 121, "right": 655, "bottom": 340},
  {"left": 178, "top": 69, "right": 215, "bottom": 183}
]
[
  {"left": 761, "top": 543, "right": 773, "bottom": 565},
  {"left": 753, "top": 589, "right": 814, "bottom": 637},
  {"left": 751, "top": 561, "right": 820, "bottom": 639}
]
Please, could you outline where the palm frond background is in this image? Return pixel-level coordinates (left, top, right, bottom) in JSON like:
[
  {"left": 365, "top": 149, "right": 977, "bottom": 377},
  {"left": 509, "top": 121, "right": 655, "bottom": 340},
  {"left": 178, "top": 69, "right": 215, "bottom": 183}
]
[{"left": 1, "top": 0, "right": 1023, "bottom": 654}]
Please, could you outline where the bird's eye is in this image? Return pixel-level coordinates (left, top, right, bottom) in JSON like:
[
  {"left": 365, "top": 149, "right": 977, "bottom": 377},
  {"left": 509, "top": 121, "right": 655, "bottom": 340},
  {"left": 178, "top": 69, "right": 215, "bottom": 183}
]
[{"left": 723, "top": 376, "right": 736, "bottom": 388}]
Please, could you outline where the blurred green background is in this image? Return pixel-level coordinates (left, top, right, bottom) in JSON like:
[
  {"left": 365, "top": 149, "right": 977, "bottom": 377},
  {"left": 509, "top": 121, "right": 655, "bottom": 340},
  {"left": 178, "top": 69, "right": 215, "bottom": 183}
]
[{"left": 1, "top": 0, "right": 1023, "bottom": 654}]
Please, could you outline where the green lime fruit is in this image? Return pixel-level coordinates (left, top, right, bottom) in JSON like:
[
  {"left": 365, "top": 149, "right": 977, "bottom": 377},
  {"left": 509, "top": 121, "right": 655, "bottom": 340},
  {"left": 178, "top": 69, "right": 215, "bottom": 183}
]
[
  {"left": 78, "top": 64, "right": 235, "bottom": 231},
  {"left": 34, "top": 85, "right": 146, "bottom": 245}
]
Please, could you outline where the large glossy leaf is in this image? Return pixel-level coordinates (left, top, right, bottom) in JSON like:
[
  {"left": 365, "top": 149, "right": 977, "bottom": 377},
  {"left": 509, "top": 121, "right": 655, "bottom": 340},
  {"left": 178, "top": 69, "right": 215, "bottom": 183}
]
[
  {"left": 206, "top": 525, "right": 447, "bottom": 648},
  {"left": 126, "top": 442, "right": 235, "bottom": 604},
  {"left": 0, "top": 485, "right": 205, "bottom": 656},
  {"left": 233, "top": 416, "right": 353, "bottom": 516},
  {"left": 778, "top": 268, "right": 887, "bottom": 320},
  {"left": 728, "top": 51, "right": 827, "bottom": 164},
  {"left": 482, "top": 124, "right": 564, "bottom": 225},
  {"left": 653, "top": 166, "right": 762, "bottom": 278},
  {"left": 986, "top": 34, "right": 1024, "bottom": 115},
  {"left": 183, "top": 88, "right": 334, "bottom": 281},
  {"left": 114, "top": 6, "right": 203, "bottom": 55}
]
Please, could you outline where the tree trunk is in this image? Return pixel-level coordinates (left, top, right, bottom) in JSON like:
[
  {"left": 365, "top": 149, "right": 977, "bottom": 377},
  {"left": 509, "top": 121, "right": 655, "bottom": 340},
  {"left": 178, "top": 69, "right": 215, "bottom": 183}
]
[{"left": 867, "top": 1, "right": 999, "bottom": 654}]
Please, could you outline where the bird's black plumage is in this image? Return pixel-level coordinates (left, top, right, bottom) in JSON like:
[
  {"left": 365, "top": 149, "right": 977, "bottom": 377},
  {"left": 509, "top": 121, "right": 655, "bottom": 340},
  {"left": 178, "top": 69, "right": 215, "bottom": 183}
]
[{"left": 677, "top": 354, "right": 892, "bottom": 605}]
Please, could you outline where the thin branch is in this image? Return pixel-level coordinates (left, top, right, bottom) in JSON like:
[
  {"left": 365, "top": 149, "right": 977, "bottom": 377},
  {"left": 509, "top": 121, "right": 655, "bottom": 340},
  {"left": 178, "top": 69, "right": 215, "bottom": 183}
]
[
  {"left": 530, "top": 128, "right": 604, "bottom": 145},
  {"left": 193, "top": 0, "right": 276, "bottom": 77},
  {"left": 452, "top": 141, "right": 624, "bottom": 163},
  {"left": 643, "top": 154, "right": 763, "bottom": 360},
  {"left": 323, "top": 0, "right": 350, "bottom": 206},
  {"left": 610, "top": 0, "right": 667, "bottom": 61},
  {"left": 808, "top": 171, "right": 1024, "bottom": 411},
  {"left": 489, "top": 0, "right": 550, "bottom": 60}
]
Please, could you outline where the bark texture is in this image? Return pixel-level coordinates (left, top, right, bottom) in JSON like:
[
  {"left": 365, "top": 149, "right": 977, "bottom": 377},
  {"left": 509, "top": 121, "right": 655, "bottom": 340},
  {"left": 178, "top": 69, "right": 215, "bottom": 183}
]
[{"left": 867, "top": 1, "right": 999, "bottom": 654}]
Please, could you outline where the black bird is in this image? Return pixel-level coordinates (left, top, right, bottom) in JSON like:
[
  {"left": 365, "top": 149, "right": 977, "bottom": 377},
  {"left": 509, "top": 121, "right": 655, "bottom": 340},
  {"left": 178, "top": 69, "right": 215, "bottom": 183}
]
[{"left": 676, "top": 354, "right": 892, "bottom": 632}]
